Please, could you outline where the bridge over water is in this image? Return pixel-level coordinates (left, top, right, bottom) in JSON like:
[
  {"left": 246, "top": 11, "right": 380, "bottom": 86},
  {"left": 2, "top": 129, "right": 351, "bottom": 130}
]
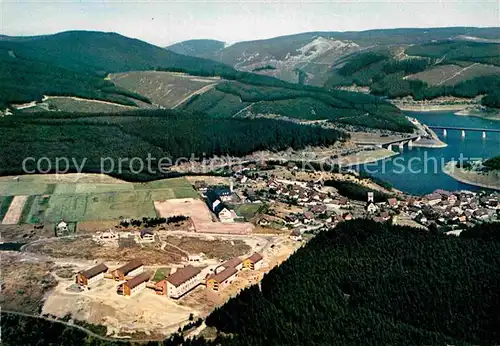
[
  {"left": 355, "top": 135, "right": 421, "bottom": 150},
  {"left": 428, "top": 126, "right": 500, "bottom": 138}
]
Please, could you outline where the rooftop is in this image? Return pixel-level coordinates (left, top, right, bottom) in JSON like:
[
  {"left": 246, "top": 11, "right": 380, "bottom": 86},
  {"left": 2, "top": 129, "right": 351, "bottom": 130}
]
[
  {"left": 246, "top": 252, "right": 263, "bottom": 264},
  {"left": 221, "top": 257, "right": 242, "bottom": 269},
  {"left": 210, "top": 266, "right": 238, "bottom": 283},
  {"left": 124, "top": 271, "right": 152, "bottom": 289},
  {"left": 166, "top": 265, "right": 202, "bottom": 287},
  {"left": 115, "top": 259, "right": 143, "bottom": 275},
  {"left": 81, "top": 263, "right": 108, "bottom": 279}
]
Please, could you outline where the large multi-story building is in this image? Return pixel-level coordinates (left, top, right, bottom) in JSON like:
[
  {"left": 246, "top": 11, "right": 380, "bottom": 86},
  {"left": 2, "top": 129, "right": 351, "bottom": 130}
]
[
  {"left": 112, "top": 259, "right": 144, "bottom": 281},
  {"left": 76, "top": 263, "right": 108, "bottom": 286},
  {"left": 206, "top": 266, "right": 238, "bottom": 291},
  {"left": 121, "top": 272, "right": 151, "bottom": 296},
  {"left": 243, "top": 253, "right": 264, "bottom": 270},
  {"left": 155, "top": 265, "right": 203, "bottom": 299}
]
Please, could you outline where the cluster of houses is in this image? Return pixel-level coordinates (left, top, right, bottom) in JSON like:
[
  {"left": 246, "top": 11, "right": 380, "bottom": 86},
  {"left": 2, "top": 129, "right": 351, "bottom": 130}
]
[
  {"left": 202, "top": 184, "right": 242, "bottom": 223},
  {"left": 75, "top": 252, "right": 264, "bottom": 299},
  {"left": 253, "top": 177, "right": 498, "bottom": 233},
  {"left": 387, "top": 190, "right": 500, "bottom": 227},
  {"left": 257, "top": 179, "right": 357, "bottom": 232}
]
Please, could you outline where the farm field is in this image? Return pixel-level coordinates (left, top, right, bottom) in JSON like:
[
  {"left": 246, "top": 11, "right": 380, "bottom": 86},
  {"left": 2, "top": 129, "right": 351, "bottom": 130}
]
[
  {"left": 0, "top": 175, "right": 198, "bottom": 224},
  {"left": 109, "top": 71, "right": 220, "bottom": 108}
]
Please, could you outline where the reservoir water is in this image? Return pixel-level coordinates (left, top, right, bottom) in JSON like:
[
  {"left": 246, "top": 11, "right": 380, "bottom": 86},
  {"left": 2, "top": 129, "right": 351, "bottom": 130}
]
[{"left": 361, "top": 111, "right": 500, "bottom": 195}]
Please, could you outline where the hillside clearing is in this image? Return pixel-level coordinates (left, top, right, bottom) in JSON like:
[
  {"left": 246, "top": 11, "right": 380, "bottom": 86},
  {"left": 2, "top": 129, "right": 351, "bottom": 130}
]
[
  {"left": 407, "top": 63, "right": 500, "bottom": 86},
  {"left": 109, "top": 71, "right": 221, "bottom": 108}
]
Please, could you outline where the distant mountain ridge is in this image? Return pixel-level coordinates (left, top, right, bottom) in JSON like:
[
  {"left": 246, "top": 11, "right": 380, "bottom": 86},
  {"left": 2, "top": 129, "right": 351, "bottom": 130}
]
[
  {"left": 167, "top": 27, "right": 500, "bottom": 86},
  {"left": 166, "top": 39, "right": 225, "bottom": 58},
  {"left": 0, "top": 30, "right": 236, "bottom": 108}
]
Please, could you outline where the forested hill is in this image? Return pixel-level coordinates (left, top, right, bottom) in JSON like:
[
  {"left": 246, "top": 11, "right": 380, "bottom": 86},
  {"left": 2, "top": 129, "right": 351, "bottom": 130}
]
[
  {"left": 167, "top": 27, "right": 500, "bottom": 85},
  {"left": 0, "top": 30, "right": 414, "bottom": 133},
  {"left": 325, "top": 40, "right": 500, "bottom": 108},
  {"left": 167, "top": 39, "right": 226, "bottom": 58},
  {"left": 0, "top": 31, "right": 235, "bottom": 108},
  {"left": 0, "top": 31, "right": 234, "bottom": 75},
  {"left": 206, "top": 220, "right": 500, "bottom": 345},
  {"left": 0, "top": 109, "right": 346, "bottom": 180}
]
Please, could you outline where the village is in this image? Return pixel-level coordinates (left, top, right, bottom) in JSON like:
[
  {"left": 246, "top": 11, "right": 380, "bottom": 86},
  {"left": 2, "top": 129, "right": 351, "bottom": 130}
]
[
  {"left": 202, "top": 161, "right": 500, "bottom": 234},
  {"left": 66, "top": 161, "right": 498, "bottom": 310},
  {"left": 1, "top": 160, "right": 498, "bottom": 339}
]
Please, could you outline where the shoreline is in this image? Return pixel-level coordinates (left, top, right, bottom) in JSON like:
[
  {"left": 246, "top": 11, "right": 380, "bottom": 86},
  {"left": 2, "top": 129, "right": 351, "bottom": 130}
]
[
  {"left": 395, "top": 104, "right": 470, "bottom": 112},
  {"left": 454, "top": 109, "right": 500, "bottom": 121},
  {"left": 443, "top": 161, "right": 500, "bottom": 191},
  {"left": 335, "top": 148, "right": 398, "bottom": 166}
]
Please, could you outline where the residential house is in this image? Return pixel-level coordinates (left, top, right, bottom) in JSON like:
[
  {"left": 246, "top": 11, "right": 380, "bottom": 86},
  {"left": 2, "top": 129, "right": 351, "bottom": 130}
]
[
  {"left": 206, "top": 190, "right": 235, "bottom": 222},
  {"left": 366, "top": 202, "right": 379, "bottom": 214},
  {"left": 188, "top": 254, "right": 201, "bottom": 262},
  {"left": 55, "top": 220, "right": 69, "bottom": 236},
  {"left": 343, "top": 213, "right": 353, "bottom": 221},
  {"left": 138, "top": 229, "right": 155, "bottom": 243},
  {"left": 112, "top": 259, "right": 144, "bottom": 281},
  {"left": 425, "top": 193, "right": 442, "bottom": 206},
  {"left": 285, "top": 214, "right": 300, "bottom": 227},
  {"left": 93, "top": 230, "right": 119, "bottom": 245},
  {"left": 310, "top": 204, "right": 327, "bottom": 214},
  {"left": 387, "top": 198, "right": 399, "bottom": 208},
  {"left": 194, "top": 181, "right": 208, "bottom": 193},
  {"left": 290, "top": 230, "right": 302, "bottom": 241},
  {"left": 213, "top": 187, "right": 232, "bottom": 202},
  {"left": 243, "top": 253, "right": 263, "bottom": 270},
  {"left": 258, "top": 218, "right": 270, "bottom": 226},
  {"left": 76, "top": 263, "right": 108, "bottom": 286},
  {"left": 302, "top": 212, "right": 314, "bottom": 224}
]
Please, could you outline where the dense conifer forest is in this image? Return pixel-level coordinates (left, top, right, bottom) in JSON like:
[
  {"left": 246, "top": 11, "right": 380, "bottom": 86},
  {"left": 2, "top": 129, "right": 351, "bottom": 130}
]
[
  {"left": 324, "top": 180, "right": 391, "bottom": 202},
  {"left": 0, "top": 109, "right": 346, "bottom": 180},
  {"left": 205, "top": 221, "right": 500, "bottom": 345},
  {"left": 483, "top": 155, "right": 500, "bottom": 170}
]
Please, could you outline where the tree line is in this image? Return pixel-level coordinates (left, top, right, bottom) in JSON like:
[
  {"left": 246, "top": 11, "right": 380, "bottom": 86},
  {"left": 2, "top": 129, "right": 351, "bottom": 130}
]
[{"left": 0, "top": 109, "right": 346, "bottom": 181}]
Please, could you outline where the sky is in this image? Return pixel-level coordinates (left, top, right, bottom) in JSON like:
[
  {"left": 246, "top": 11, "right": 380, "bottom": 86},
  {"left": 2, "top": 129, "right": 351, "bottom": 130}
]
[{"left": 1, "top": 0, "right": 498, "bottom": 47}]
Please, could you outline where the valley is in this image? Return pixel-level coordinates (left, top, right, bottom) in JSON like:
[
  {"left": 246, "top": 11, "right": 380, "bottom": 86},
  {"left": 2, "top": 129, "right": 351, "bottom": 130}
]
[{"left": 0, "top": 20, "right": 499, "bottom": 346}]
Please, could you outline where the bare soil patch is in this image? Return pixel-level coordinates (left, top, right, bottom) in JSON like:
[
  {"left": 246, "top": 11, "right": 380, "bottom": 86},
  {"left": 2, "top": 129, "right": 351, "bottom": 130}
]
[
  {"left": 163, "top": 235, "right": 251, "bottom": 261},
  {"left": 1, "top": 195, "right": 28, "bottom": 225},
  {"left": 42, "top": 277, "right": 195, "bottom": 337},
  {"left": 154, "top": 198, "right": 254, "bottom": 234},
  {"left": 1, "top": 253, "right": 57, "bottom": 313},
  {"left": 0, "top": 223, "right": 54, "bottom": 242},
  {"left": 28, "top": 237, "right": 184, "bottom": 265}
]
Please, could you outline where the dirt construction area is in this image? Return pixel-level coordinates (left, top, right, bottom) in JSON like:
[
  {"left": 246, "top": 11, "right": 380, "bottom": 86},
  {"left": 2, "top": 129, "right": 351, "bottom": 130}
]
[
  {"left": 42, "top": 276, "right": 196, "bottom": 337},
  {"left": 28, "top": 236, "right": 186, "bottom": 265},
  {"left": 154, "top": 198, "right": 254, "bottom": 234}
]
